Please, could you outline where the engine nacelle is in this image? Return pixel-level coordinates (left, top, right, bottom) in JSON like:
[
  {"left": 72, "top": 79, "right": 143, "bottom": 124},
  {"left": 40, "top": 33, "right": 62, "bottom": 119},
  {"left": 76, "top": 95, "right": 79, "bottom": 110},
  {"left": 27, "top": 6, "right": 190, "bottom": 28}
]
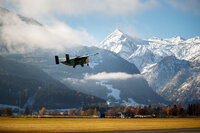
[{"left": 85, "top": 58, "right": 89, "bottom": 64}]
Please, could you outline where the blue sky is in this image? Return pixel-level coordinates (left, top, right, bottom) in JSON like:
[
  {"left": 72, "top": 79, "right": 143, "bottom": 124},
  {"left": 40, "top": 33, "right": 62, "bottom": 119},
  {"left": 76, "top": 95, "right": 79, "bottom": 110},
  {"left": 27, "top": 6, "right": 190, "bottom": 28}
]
[
  {"left": 1, "top": 0, "right": 200, "bottom": 43},
  {"left": 61, "top": 0, "right": 200, "bottom": 42}
]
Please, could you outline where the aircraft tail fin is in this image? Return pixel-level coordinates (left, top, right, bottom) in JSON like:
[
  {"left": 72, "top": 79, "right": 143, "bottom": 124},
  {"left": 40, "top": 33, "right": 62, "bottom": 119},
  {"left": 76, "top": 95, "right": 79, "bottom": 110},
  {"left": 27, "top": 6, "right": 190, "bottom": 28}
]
[
  {"left": 66, "top": 54, "right": 70, "bottom": 63},
  {"left": 55, "top": 56, "right": 59, "bottom": 64}
]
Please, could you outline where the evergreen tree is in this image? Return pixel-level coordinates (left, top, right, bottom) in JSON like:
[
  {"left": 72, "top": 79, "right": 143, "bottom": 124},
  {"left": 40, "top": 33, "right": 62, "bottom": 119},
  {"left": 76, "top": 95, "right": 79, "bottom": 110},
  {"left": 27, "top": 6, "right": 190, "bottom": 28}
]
[
  {"left": 24, "top": 106, "right": 30, "bottom": 115},
  {"left": 172, "top": 105, "right": 178, "bottom": 116},
  {"left": 4, "top": 108, "right": 12, "bottom": 116}
]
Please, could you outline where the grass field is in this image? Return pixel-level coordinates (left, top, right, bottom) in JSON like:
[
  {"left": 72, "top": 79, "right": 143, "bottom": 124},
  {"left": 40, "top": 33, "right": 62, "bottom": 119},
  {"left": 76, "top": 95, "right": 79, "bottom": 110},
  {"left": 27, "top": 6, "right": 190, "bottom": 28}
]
[{"left": 0, "top": 118, "right": 200, "bottom": 132}]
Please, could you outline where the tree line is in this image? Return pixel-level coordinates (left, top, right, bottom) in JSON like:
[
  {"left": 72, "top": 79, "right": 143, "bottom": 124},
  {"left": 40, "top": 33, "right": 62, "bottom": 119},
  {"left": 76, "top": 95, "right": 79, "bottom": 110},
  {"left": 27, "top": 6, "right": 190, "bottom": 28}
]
[{"left": 1, "top": 103, "right": 200, "bottom": 118}]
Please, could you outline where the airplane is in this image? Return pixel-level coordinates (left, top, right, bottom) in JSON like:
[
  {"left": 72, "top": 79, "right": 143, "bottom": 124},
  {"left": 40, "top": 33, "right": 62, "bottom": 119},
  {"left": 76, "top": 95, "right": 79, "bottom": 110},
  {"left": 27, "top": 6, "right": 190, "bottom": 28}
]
[{"left": 55, "top": 53, "right": 98, "bottom": 68}]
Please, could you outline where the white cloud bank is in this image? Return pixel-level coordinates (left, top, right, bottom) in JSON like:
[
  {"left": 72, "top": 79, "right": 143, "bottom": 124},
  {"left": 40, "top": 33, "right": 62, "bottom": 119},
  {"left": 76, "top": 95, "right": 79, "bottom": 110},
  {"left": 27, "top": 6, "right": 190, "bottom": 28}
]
[
  {"left": 0, "top": 0, "right": 160, "bottom": 19},
  {"left": 0, "top": 0, "right": 160, "bottom": 50},
  {"left": 0, "top": 8, "right": 97, "bottom": 53},
  {"left": 84, "top": 72, "right": 142, "bottom": 80},
  {"left": 166, "top": 0, "right": 200, "bottom": 15}
]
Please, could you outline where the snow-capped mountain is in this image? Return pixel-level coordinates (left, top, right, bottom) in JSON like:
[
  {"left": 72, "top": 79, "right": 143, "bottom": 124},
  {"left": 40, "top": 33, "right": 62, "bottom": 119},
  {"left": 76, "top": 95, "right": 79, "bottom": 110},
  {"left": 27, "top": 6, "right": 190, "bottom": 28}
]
[
  {"left": 160, "top": 72, "right": 200, "bottom": 103},
  {"left": 128, "top": 45, "right": 162, "bottom": 71},
  {"left": 0, "top": 7, "right": 167, "bottom": 106},
  {"left": 1, "top": 7, "right": 199, "bottom": 105},
  {"left": 99, "top": 29, "right": 147, "bottom": 60},
  {"left": 4, "top": 46, "right": 166, "bottom": 105},
  {"left": 147, "top": 36, "right": 200, "bottom": 61},
  {"left": 159, "top": 62, "right": 200, "bottom": 103},
  {"left": 98, "top": 29, "right": 200, "bottom": 103},
  {"left": 99, "top": 29, "right": 200, "bottom": 73},
  {"left": 0, "top": 55, "right": 105, "bottom": 110},
  {"left": 144, "top": 56, "right": 190, "bottom": 92}
]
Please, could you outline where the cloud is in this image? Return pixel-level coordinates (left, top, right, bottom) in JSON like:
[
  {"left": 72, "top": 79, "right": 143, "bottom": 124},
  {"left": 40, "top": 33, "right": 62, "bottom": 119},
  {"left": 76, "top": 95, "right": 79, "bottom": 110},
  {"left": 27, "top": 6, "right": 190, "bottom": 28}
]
[
  {"left": 0, "top": 8, "right": 97, "bottom": 53},
  {"left": 166, "top": 0, "right": 200, "bottom": 15},
  {"left": 1, "top": 0, "right": 160, "bottom": 19},
  {"left": 120, "top": 24, "right": 141, "bottom": 38},
  {"left": 0, "top": 0, "right": 161, "bottom": 52},
  {"left": 62, "top": 78, "right": 86, "bottom": 84},
  {"left": 84, "top": 72, "right": 142, "bottom": 80}
]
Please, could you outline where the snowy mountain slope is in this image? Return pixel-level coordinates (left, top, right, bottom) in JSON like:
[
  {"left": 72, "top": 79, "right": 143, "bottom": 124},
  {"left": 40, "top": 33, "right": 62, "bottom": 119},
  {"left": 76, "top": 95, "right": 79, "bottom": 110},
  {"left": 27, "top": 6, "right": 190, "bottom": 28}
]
[
  {"left": 144, "top": 56, "right": 190, "bottom": 92},
  {"left": 159, "top": 62, "right": 200, "bottom": 102},
  {"left": 128, "top": 45, "right": 163, "bottom": 71},
  {"left": 147, "top": 36, "right": 200, "bottom": 61},
  {"left": 69, "top": 73, "right": 166, "bottom": 105},
  {"left": 4, "top": 46, "right": 167, "bottom": 105},
  {"left": 0, "top": 7, "right": 168, "bottom": 105},
  {"left": 98, "top": 29, "right": 200, "bottom": 103},
  {"left": 0, "top": 55, "right": 104, "bottom": 110},
  {"left": 99, "top": 29, "right": 147, "bottom": 60},
  {"left": 160, "top": 71, "right": 200, "bottom": 103},
  {"left": 0, "top": 7, "right": 167, "bottom": 105},
  {"left": 99, "top": 29, "right": 200, "bottom": 73}
]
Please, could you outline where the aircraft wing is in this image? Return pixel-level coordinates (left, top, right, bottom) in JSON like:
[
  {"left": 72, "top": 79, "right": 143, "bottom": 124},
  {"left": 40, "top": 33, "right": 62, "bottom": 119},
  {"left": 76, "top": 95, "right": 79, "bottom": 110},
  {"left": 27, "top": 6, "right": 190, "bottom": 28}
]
[
  {"left": 58, "top": 58, "right": 66, "bottom": 61},
  {"left": 58, "top": 53, "right": 99, "bottom": 61},
  {"left": 81, "top": 53, "right": 99, "bottom": 58}
]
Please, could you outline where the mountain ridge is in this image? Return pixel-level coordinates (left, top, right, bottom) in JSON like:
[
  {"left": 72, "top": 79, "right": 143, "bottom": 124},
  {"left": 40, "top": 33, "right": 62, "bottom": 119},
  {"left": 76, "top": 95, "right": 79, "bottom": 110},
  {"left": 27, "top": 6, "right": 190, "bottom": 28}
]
[
  {"left": 1, "top": 7, "right": 198, "bottom": 105},
  {"left": 0, "top": 55, "right": 105, "bottom": 110},
  {"left": 98, "top": 29, "right": 200, "bottom": 103}
]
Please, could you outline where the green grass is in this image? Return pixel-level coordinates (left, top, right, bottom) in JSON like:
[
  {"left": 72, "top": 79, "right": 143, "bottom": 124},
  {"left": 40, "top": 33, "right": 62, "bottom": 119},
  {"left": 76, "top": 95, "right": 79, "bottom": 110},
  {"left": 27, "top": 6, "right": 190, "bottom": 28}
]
[{"left": 0, "top": 118, "right": 200, "bottom": 132}]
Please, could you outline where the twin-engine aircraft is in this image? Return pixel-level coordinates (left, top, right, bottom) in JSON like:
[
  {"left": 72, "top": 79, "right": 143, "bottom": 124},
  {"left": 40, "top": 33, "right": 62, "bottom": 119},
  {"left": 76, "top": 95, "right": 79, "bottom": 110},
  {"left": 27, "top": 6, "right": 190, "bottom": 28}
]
[{"left": 55, "top": 53, "right": 98, "bottom": 68}]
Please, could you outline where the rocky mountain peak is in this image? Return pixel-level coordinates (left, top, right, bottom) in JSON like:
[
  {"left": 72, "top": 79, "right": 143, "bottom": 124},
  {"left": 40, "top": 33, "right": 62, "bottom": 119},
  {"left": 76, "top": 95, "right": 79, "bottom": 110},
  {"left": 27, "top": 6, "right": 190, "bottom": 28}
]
[{"left": 112, "top": 29, "right": 124, "bottom": 36}]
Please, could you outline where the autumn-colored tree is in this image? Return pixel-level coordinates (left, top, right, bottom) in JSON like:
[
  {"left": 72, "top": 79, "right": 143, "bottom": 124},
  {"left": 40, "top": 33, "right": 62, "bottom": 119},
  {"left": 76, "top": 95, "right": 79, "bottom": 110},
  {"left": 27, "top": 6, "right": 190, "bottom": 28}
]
[
  {"left": 47, "top": 110, "right": 51, "bottom": 115},
  {"left": 166, "top": 106, "right": 172, "bottom": 117},
  {"left": 113, "top": 107, "right": 122, "bottom": 116},
  {"left": 80, "top": 110, "right": 85, "bottom": 116},
  {"left": 123, "top": 107, "right": 128, "bottom": 114},
  {"left": 130, "top": 108, "right": 136, "bottom": 115},
  {"left": 52, "top": 111, "right": 59, "bottom": 116},
  {"left": 74, "top": 110, "right": 80, "bottom": 116},
  {"left": 39, "top": 107, "right": 46, "bottom": 115},
  {"left": 85, "top": 111, "right": 88, "bottom": 116},
  {"left": 135, "top": 106, "right": 141, "bottom": 115},
  {"left": 159, "top": 107, "right": 167, "bottom": 117},
  {"left": 106, "top": 109, "right": 114, "bottom": 116},
  {"left": 93, "top": 108, "right": 98, "bottom": 116},
  {"left": 68, "top": 109, "right": 74, "bottom": 116},
  {"left": 86, "top": 109, "right": 93, "bottom": 116}
]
